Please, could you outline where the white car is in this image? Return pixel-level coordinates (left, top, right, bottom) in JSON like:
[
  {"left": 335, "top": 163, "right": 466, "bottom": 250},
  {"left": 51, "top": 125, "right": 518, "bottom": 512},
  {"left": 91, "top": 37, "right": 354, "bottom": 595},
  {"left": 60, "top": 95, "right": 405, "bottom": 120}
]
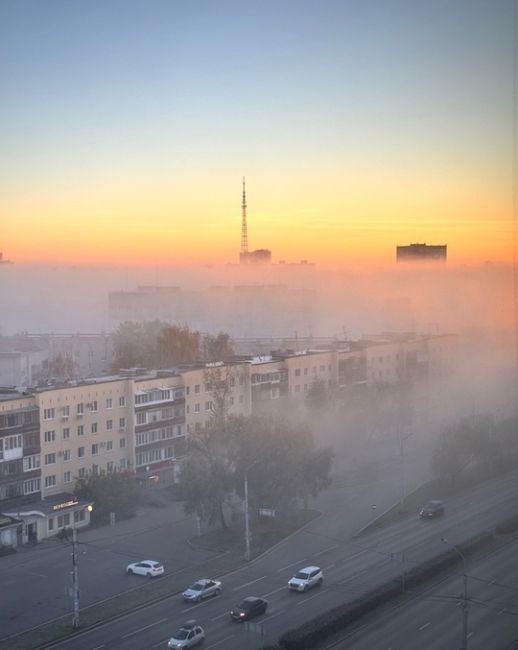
[
  {"left": 288, "top": 565, "right": 323, "bottom": 592},
  {"left": 167, "top": 620, "right": 205, "bottom": 649},
  {"left": 182, "top": 578, "right": 222, "bottom": 602},
  {"left": 126, "top": 560, "right": 164, "bottom": 577}
]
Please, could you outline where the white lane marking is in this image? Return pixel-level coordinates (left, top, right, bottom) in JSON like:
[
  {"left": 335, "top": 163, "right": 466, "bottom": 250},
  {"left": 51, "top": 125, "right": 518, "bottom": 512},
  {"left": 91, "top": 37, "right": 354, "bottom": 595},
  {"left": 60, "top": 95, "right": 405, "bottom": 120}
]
[
  {"left": 151, "top": 641, "right": 169, "bottom": 649},
  {"left": 262, "top": 609, "right": 285, "bottom": 624},
  {"left": 467, "top": 632, "right": 474, "bottom": 639},
  {"left": 120, "top": 617, "right": 168, "bottom": 639},
  {"left": 314, "top": 544, "right": 340, "bottom": 557},
  {"left": 232, "top": 575, "right": 268, "bottom": 591},
  {"left": 211, "top": 611, "right": 231, "bottom": 621},
  {"left": 419, "top": 622, "right": 431, "bottom": 631},
  {"left": 322, "top": 563, "right": 335, "bottom": 571},
  {"left": 205, "top": 634, "right": 236, "bottom": 648},
  {"left": 91, "top": 646, "right": 106, "bottom": 650},
  {"left": 182, "top": 602, "right": 203, "bottom": 613},
  {"left": 497, "top": 608, "right": 506, "bottom": 615},
  {"left": 262, "top": 585, "right": 287, "bottom": 598},
  {"left": 276, "top": 559, "right": 308, "bottom": 572},
  {"left": 296, "top": 588, "right": 328, "bottom": 606}
]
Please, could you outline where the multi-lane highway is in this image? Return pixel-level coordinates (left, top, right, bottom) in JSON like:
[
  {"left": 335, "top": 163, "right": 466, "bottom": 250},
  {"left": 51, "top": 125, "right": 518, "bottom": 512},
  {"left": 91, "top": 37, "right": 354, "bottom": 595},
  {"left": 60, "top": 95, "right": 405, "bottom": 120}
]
[{"left": 38, "top": 470, "right": 518, "bottom": 650}]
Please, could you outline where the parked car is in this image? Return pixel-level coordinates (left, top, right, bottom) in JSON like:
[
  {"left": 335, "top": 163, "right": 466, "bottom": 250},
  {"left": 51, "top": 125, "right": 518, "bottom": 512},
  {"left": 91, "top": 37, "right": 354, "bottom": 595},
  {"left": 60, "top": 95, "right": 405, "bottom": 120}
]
[
  {"left": 288, "top": 565, "right": 323, "bottom": 592},
  {"left": 167, "top": 620, "right": 204, "bottom": 649},
  {"left": 126, "top": 560, "right": 164, "bottom": 577},
  {"left": 182, "top": 578, "right": 222, "bottom": 602},
  {"left": 419, "top": 500, "right": 445, "bottom": 519},
  {"left": 230, "top": 596, "right": 268, "bottom": 621}
]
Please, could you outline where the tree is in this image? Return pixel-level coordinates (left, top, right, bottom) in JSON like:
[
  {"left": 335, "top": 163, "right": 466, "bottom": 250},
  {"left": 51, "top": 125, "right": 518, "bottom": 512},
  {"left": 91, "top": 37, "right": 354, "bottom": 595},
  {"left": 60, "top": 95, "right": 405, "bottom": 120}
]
[
  {"left": 74, "top": 472, "right": 137, "bottom": 525},
  {"left": 230, "top": 414, "right": 333, "bottom": 517},
  {"left": 112, "top": 320, "right": 165, "bottom": 369},
  {"left": 201, "top": 332, "right": 234, "bottom": 362},
  {"left": 157, "top": 324, "right": 200, "bottom": 366}
]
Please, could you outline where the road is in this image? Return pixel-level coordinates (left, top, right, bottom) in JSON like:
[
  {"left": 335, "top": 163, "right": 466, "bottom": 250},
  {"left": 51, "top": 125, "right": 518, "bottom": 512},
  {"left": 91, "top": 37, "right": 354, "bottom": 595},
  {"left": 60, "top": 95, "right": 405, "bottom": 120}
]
[
  {"left": 319, "top": 535, "right": 518, "bottom": 650},
  {"left": 31, "top": 469, "right": 518, "bottom": 650}
]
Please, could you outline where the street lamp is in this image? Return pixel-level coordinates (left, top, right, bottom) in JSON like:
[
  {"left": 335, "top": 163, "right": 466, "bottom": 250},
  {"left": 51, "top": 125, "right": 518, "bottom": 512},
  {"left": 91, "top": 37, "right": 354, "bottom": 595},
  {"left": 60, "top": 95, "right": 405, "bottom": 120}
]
[
  {"left": 71, "top": 504, "right": 93, "bottom": 629},
  {"left": 441, "top": 537, "right": 469, "bottom": 650},
  {"left": 244, "top": 461, "right": 258, "bottom": 562}
]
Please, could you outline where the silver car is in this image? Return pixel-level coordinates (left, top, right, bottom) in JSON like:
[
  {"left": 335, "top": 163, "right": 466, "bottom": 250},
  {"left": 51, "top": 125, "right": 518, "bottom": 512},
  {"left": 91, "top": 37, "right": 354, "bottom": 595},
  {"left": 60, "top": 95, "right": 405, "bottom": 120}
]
[
  {"left": 167, "top": 620, "right": 204, "bottom": 649},
  {"left": 182, "top": 578, "right": 222, "bottom": 602},
  {"left": 288, "top": 565, "right": 323, "bottom": 592}
]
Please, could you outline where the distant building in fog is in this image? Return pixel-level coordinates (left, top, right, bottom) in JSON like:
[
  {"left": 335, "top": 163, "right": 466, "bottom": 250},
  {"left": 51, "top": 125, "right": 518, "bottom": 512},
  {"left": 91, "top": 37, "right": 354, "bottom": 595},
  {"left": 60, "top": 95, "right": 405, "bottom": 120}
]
[
  {"left": 396, "top": 243, "right": 447, "bottom": 262},
  {"left": 240, "top": 249, "right": 272, "bottom": 265}
]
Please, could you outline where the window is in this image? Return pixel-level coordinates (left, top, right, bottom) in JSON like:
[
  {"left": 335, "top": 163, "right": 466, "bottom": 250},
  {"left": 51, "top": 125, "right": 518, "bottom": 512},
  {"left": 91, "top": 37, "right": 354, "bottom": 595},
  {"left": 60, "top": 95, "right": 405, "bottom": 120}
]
[
  {"left": 92, "top": 464, "right": 98, "bottom": 475},
  {"left": 45, "top": 453, "right": 56, "bottom": 465},
  {"left": 185, "top": 386, "right": 190, "bottom": 396},
  {"left": 186, "top": 405, "right": 190, "bottom": 414},
  {"left": 23, "top": 454, "right": 40, "bottom": 471},
  {"left": 76, "top": 403, "right": 84, "bottom": 415},
  {"left": 91, "top": 444, "right": 99, "bottom": 456},
  {"left": 91, "top": 422, "right": 98, "bottom": 434},
  {"left": 44, "top": 430, "right": 56, "bottom": 443},
  {"left": 77, "top": 425, "right": 84, "bottom": 436},
  {"left": 78, "top": 446, "right": 85, "bottom": 458},
  {"left": 43, "top": 408, "right": 55, "bottom": 420},
  {"left": 62, "top": 405, "right": 70, "bottom": 417},
  {"left": 63, "top": 449, "right": 71, "bottom": 461},
  {"left": 107, "top": 461, "right": 114, "bottom": 472},
  {"left": 23, "top": 477, "right": 40, "bottom": 494},
  {"left": 106, "top": 398, "right": 113, "bottom": 409},
  {"left": 295, "top": 369, "right": 301, "bottom": 377},
  {"left": 45, "top": 475, "right": 56, "bottom": 488},
  {"left": 195, "top": 384, "right": 200, "bottom": 394},
  {"left": 91, "top": 400, "right": 98, "bottom": 412},
  {"left": 119, "top": 396, "right": 126, "bottom": 407},
  {"left": 74, "top": 509, "right": 86, "bottom": 522},
  {"left": 119, "top": 438, "right": 126, "bottom": 449},
  {"left": 229, "top": 396, "right": 234, "bottom": 405},
  {"left": 304, "top": 368, "right": 308, "bottom": 376},
  {"left": 106, "top": 419, "right": 113, "bottom": 431},
  {"left": 119, "top": 458, "right": 127, "bottom": 469},
  {"left": 136, "top": 412, "right": 146, "bottom": 425},
  {"left": 63, "top": 427, "right": 70, "bottom": 440},
  {"left": 106, "top": 440, "right": 113, "bottom": 451},
  {"left": 194, "top": 403, "right": 200, "bottom": 413},
  {"left": 48, "top": 517, "right": 54, "bottom": 531},
  {"left": 119, "top": 417, "right": 126, "bottom": 429},
  {"left": 205, "top": 401, "right": 213, "bottom": 411},
  {"left": 78, "top": 467, "right": 85, "bottom": 478},
  {"left": 64, "top": 471, "right": 71, "bottom": 483}
]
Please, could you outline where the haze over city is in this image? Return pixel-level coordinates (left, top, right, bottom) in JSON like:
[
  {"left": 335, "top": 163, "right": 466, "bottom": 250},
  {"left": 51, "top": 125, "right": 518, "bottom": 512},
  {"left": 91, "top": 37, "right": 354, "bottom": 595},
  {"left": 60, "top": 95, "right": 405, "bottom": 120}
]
[{"left": 0, "top": 2, "right": 517, "bottom": 650}]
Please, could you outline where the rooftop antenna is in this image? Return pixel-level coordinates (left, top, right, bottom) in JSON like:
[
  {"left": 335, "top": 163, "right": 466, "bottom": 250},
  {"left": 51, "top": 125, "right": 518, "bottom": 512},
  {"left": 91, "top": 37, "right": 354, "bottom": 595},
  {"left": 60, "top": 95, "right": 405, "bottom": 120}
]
[{"left": 241, "top": 176, "right": 248, "bottom": 255}]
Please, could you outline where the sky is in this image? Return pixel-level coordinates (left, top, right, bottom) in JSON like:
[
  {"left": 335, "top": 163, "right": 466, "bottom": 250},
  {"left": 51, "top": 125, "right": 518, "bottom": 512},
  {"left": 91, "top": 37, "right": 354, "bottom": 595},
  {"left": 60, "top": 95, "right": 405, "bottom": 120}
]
[{"left": 0, "top": 0, "right": 515, "bottom": 268}]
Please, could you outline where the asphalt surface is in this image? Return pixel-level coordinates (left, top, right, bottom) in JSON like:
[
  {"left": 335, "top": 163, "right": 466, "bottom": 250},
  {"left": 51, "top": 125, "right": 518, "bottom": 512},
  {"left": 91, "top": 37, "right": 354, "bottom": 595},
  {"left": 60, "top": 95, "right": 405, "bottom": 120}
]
[
  {"left": 318, "top": 534, "right": 518, "bottom": 650},
  {"left": 22, "top": 469, "right": 518, "bottom": 650}
]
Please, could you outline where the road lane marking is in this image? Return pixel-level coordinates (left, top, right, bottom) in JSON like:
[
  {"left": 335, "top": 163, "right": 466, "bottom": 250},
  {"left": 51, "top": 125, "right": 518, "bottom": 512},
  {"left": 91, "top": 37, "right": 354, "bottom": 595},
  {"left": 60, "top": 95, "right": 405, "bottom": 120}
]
[
  {"left": 314, "top": 544, "right": 340, "bottom": 557},
  {"left": 232, "top": 575, "right": 267, "bottom": 591},
  {"left": 91, "top": 646, "right": 106, "bottom": 650},
  {"left": 498, "top": 608, "right": 506, "bottom": 615},
  {"left": 419, "top": 622, "right": 431, "bottom": 631},
  {"left": 467, "top": 632, "right": 474, "bottom": 639},
  {"left": 151, "top": 640, "right": 169, "bottom": 649},
  {"left": 205, "top": 634, "right": 236, "bottom": 648},
  {"left": 120, "top": 617, "right": 168, "bottom": 639},
  {"left": 211, "top": 611, "right": 230, "bottom": 621},
  {"left": 276, "top": 559, "right": 308, "bottom": 572},
  {"left": 262, "top": 585, "right": 287, "bottom": 598},
  {"left": 182, "top": 602, "right": 204, "bottom": 613},
  {"left": 296, "top": 588, "right": 328, "bottom": 606},
  {"left": 322, "top": 563, "right": 335, "bottom": 570}
]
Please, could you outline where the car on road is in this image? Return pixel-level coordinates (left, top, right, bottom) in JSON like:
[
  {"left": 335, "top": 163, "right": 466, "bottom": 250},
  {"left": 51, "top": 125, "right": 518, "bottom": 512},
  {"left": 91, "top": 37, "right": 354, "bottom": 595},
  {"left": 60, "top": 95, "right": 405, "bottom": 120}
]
[
  {"left": 419, "top": 500, "right": 445, "bottom": 519},
  {"left": 167, "top": 620, "right": 204, "bottom": 649},
  {"left": 288, "top": 565, "right": 324, "bottom": 592},
  {"left": 126, "top": 560, "right": 164, "bottom": 577},
  {"left": 182, "top": 577, "right": 222, "bottom": 602},
  {"left": 230, "top": 596, "right": 268, "bottom": 621}
]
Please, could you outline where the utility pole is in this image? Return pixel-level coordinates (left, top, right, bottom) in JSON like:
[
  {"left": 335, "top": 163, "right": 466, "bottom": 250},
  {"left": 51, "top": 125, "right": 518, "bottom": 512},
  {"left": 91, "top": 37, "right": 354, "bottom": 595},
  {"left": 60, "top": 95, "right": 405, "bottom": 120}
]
[
  {"left": 441, "top": 537, "right": 468, "bottom": 650},
  {"left": 71, "top": 524, "right": 79, "bottom": 628},
  {"left": 244, "top": 460, "right": 258, "bottom": 562}
]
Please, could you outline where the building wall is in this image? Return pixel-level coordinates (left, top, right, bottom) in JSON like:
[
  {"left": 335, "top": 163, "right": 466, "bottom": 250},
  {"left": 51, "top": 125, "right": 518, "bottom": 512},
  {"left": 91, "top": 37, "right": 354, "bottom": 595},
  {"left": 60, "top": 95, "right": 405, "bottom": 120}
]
[{"left": 37, "top": 379, "right": 132, "bottom": 498}]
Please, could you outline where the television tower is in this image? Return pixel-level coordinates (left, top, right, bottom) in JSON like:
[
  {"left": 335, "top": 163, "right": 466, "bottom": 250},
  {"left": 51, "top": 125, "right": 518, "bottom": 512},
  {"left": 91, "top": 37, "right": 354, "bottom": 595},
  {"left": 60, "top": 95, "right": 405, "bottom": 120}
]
[{"left": 241, "top": 176, "right": 248, "bottom": 255}]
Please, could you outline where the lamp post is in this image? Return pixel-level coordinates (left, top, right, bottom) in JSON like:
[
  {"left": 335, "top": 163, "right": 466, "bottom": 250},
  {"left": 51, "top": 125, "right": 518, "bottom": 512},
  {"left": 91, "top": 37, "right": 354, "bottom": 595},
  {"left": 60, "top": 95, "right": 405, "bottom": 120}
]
[
  {"left": 244, "top": 460, "right": 258, "bottom": 562},
  {"left": 71, "top": 504, "right": 93, "bottom": 629},
  {"left": 441, "top": 537, "right": 468, "bottom": 650},
  {"left": 398, "top": 431, "right": 413, "bottom": 506}
]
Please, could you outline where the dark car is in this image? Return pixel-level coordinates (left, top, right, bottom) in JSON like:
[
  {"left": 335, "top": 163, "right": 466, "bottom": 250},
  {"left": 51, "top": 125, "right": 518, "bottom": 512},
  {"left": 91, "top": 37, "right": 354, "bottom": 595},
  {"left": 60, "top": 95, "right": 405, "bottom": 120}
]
[
  {"left": 419, "top": 500, "right": 445, "bottom": 518},
  {"left": 230, "top": 596, "right": 268, "bottom": 621}
]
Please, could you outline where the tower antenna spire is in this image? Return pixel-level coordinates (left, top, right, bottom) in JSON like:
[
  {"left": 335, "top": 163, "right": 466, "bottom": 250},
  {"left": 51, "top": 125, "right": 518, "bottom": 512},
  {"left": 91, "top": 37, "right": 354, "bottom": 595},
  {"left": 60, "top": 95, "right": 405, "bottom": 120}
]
[{"left": 241, "top": 176, "right": 248, "bottom": 255}]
